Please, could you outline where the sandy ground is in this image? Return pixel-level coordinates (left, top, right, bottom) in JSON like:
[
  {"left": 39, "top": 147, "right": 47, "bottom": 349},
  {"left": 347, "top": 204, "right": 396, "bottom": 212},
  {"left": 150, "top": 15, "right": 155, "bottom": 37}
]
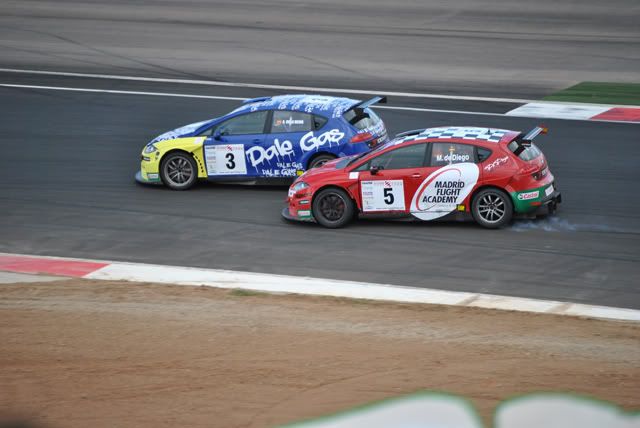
[{"left": 1, "top": 279, "right": 638, "bottom": 428}]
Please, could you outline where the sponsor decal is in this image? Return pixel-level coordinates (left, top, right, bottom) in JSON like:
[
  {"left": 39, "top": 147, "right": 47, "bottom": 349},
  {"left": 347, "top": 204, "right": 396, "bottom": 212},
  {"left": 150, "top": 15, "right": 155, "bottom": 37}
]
[
  {"left": 297, "top": 210, "right": 311, "bottom": 217},
  {"left": 361, "top": 180, "right": 405, "bottom": 212},
  {"left": 484, "top": 156, "right": 509, "bottom": 172},
  {"left": 299, "top": 129, "right": 345, "bottom": 152},
  {"left": 517, "top": 190, "right": 539, "bottom": 201},
  {"left": 246, "top": 139, "right": 295, "bottom": 167},
  {"left": 410, "top": 163, "right": 479, "bottom": 221},
  {"left": 262, "top": 161, "right": 303, "bottom": 178},
  {"left": 147, "top": 173, "right": 159, "bottom": 180},
  {"left": 349, "top": 172, "right": 359, "bottom": 179}
]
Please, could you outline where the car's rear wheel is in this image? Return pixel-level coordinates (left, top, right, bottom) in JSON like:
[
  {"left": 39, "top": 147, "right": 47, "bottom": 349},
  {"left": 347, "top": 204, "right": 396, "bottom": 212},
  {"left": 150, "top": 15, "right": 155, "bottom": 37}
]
[
  {"left": 160, "top": 152, "right": 198, "bottom": 190},
  {"left": 312, "top": 188, "right": 354, "bottom": 228},
  {"left": 308, "top": 154, "right": 335, "bottom": 169},
  {"left": 471, "top": 188, "right": 513, "bottom": 229}
]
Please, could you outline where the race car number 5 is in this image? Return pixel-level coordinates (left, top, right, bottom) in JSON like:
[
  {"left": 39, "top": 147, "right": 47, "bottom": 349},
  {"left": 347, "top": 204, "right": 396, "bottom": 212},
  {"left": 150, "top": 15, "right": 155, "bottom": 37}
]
[
  {"left": 205, "top": 144, "right": 247, "bottom": 175},
  {"left": 361, "top": 180, "right": 405, "bottom": 212}
]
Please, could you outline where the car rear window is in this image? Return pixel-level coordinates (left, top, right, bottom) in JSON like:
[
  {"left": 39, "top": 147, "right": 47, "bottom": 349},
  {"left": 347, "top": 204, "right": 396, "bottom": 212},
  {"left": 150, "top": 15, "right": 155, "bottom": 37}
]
[
  {"left": 343, "top": 107, "right": 382, "bottom": 130},
  {"left": 507, "top": 141, "right": 542, "bottom": 161}
]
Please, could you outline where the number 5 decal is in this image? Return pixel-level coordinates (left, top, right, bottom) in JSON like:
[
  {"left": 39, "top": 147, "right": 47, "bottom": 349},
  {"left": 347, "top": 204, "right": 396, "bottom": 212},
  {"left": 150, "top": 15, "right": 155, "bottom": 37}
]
[
  {"left": 383, "top": 188, "right": 394, "bottom": 205},
  {"left": 361, "top": 180, "right": 405, "bottom": 212}
]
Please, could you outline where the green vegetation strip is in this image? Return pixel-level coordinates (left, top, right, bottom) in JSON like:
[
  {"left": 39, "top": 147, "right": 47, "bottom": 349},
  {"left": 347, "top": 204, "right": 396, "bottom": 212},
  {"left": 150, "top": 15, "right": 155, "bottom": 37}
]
[{"left": 543, "top": 82, "right": 640, "bottom": 106}]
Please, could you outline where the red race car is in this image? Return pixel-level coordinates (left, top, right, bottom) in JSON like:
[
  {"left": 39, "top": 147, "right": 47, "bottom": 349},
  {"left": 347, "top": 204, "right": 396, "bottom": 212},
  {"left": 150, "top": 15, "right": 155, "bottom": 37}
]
[{"left": 283, "top": 126, "right": 561, "bottom": 229}]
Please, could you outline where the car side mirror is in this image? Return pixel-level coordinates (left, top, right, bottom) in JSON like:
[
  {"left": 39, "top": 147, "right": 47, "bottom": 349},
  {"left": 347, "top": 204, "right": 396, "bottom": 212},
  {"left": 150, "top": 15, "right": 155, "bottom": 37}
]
[
  {"left": 213, "top": 128, "right": 223, "bottom": 140},
  {"left": 370, "top": 165, "right": 383, "bottom": 175}
]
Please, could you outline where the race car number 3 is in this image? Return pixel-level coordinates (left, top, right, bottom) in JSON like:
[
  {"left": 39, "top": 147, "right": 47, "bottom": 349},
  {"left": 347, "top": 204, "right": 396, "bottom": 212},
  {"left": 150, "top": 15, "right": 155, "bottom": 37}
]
[
  {"left": 361, "top": 180, "right": 405, "bottom": 212},
  {"left": 204, "top": 144, "right": 247, "bottom": 175}
]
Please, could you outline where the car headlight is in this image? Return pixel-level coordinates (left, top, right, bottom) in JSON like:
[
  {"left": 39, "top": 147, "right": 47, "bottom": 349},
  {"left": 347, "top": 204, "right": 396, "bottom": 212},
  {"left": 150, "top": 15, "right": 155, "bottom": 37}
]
[
  {"left": 292, "top": 181, "right": 309, "bottom": 192},
  {"left": 143, "top": 143, "right": 158, "bottom": 154},
  {"left": 289, "top": 181, "right": 309, "bottom": 198}
]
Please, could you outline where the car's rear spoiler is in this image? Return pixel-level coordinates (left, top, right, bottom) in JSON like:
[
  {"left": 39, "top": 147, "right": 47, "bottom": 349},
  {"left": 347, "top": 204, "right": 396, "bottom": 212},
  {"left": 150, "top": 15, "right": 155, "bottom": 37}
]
[
  {"left": 344, "top": 96, "right": 387, "bottom": 125},
  {"left": 513, "top": 125, "right": 548, "bottom": 156}
]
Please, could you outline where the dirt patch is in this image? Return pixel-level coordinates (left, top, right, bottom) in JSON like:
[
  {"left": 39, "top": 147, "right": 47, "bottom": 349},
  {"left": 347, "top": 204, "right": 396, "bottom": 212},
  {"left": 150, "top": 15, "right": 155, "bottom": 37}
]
[{"left": 1, "top": 280, "right": 638, "bottom": 427}]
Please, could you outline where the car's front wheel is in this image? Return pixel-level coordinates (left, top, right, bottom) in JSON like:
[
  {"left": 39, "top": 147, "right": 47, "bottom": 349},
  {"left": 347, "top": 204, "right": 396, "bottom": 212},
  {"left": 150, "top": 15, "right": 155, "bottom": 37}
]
[
  {"left": 160, "top": 152, "right": 198, "bottom": 190},
  {"left": 312, "top": 188, "right": 354, "bottom": 228},
  {"left": 471, "top": 188, "right": 513, "bottom": 229}
]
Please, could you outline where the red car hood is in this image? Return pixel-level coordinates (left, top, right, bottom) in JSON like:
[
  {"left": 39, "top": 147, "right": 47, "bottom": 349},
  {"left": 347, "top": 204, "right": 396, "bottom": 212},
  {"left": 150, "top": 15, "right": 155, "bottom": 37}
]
[{"left": 300, "top": 158, "right": 347, "bottom": 180}]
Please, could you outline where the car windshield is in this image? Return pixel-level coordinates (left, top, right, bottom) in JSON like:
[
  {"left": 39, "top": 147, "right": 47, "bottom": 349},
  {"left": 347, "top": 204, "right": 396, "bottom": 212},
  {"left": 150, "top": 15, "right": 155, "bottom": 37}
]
[{"left": 346, "top": 139, "right": 399, "bottom": 166}]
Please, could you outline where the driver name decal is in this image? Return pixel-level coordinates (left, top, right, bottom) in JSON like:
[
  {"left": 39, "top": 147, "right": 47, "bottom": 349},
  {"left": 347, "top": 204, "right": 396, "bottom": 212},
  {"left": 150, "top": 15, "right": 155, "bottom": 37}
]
[{"left": 411, "top": 163, "right": 479, "bottom": 221}]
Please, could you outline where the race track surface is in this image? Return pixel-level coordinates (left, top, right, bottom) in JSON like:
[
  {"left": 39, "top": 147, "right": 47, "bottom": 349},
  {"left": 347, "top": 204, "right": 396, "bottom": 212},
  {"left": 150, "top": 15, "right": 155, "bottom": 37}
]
[
  {"left": 1, "top": 0, "right": 639, "bottom": 97},
  {"left": 1, "top": 1, "right": 639, "bottom": 310},
  {"left": 1, "top": 73, "right": 639, "bottom": 309}
]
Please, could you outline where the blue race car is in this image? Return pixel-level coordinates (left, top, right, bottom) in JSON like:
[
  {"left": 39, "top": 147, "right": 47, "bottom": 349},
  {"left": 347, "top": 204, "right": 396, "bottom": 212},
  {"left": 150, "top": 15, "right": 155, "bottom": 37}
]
[{"left": 136, "top": 94, "right": 389, "bottom": 189}]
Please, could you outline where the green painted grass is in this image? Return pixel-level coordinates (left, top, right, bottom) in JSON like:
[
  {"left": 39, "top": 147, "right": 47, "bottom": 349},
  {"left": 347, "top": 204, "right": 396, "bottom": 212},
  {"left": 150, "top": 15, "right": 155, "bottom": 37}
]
[{"left": 543, "top": 82, "right": 640, "bottom": 106}]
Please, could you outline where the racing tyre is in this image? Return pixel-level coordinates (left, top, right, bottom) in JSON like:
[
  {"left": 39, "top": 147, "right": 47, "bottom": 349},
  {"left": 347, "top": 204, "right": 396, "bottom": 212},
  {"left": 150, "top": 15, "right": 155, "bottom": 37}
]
[
  {"left": 308, "top": 154, "right": 335, "bottom": 169},
  {"left": 471, "top": 188, "right": 513, "bottom": 229},
  {"left": 160, "top": 152, "right": 198, "bottom": 190},
  {"left": 312, "top": 188, "right": 354, "bottom": 228}
]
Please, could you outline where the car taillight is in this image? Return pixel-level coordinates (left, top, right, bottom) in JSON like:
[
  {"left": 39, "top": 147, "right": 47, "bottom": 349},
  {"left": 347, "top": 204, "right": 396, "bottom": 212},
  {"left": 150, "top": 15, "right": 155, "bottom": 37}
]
[
  {"left": 532, "top": 167, "right": 548, "bottom": 180},
  {"left": 350, "top": 132, "right": 373, "bottom": 144}
]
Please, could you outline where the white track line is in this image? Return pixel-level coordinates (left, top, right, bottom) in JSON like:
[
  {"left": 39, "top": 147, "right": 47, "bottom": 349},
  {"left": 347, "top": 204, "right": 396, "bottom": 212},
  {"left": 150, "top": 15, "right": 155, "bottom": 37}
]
[
  {"left": 0, "top": 83, "right": 507, "bottom": 117},
  {"left": 0, "top": 83, "right": 245, "bottom": 101},
  {"left": 0, "top": 67, "right": 534, "bottom": 103},
  {"left": 2, "top": 83, "right": 638, "bottom": 124},
  {"left": 1, "top": 252, "right": 639, "bottom": 322}
]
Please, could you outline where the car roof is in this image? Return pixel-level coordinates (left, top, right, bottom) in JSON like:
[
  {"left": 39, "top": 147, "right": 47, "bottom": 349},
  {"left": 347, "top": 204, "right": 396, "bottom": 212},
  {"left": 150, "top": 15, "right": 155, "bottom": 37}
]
[
  {"left": 230, "top": 94, "right": 360, "bottom": 118},
  {"left": 396, "top": 126, "right": 518, "bottom": 145}
]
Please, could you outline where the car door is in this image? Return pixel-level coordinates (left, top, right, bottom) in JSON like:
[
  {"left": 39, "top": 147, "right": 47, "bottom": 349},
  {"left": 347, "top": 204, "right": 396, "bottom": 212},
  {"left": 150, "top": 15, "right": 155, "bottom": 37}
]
[
  {"left": 410, "top": 141, "right": 480, "bottom": 220},
  {"left": 203, "top": 111, "right": 268, "bottom": 178},
  {"left": 353, "top": 143, "right": 430, "bottom": 214},
  {"left": 255, "top": 110, "right": 315, "bottom": 178}
]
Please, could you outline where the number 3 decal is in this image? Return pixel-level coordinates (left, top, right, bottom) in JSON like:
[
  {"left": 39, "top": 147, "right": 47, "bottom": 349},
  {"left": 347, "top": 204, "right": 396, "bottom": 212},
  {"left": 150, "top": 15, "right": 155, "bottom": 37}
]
[{"left": 225, "top": 153, "right": 235, "bottom": 170}]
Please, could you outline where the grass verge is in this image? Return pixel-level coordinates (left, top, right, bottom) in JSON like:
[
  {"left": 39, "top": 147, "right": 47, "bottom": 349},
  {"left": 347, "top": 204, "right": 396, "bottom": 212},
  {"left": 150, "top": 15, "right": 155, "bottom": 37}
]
[{"left": 543, "top": 82, "right": 640, "bottom": 105}]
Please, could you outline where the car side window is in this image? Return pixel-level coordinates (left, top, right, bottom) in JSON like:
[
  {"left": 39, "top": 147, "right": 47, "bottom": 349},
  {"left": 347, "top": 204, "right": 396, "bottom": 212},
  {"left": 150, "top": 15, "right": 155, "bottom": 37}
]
[
  {"left": 271, "top": 111, "right": 313, "bottom": 133},
  {"left": 477, "top": 147, "right": 492, "bottom": 162},
  {"left": 430, "top": 143, "right": 475, "bottom": 166},
  {"left": 356, "top": 143, "right": 427, "bottom": 171},
  {"left": 313, "top": 115, "right": 328, "bottom": 130},
  {"left": 215, "top": 111, "right": 268, "bottom": 136}
]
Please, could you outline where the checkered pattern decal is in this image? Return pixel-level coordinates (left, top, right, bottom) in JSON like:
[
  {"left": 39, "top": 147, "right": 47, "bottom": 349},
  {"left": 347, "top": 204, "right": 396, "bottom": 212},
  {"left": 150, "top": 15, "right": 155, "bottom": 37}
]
[{"left": 403, "top": 127, "right": 509, "bottom": 143}]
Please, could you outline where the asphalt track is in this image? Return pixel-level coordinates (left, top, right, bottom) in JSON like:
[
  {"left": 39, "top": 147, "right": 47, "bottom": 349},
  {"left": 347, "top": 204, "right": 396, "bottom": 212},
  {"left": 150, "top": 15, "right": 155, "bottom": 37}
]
[
  {"left": 1, "top": 72, "right": 639, "bottom": 309},
  {"left": 1, "top": 0, "right": 639, "bottom": 98},
  {"left": 0, "top": 1, "right": 639, "bottom": 309}
]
